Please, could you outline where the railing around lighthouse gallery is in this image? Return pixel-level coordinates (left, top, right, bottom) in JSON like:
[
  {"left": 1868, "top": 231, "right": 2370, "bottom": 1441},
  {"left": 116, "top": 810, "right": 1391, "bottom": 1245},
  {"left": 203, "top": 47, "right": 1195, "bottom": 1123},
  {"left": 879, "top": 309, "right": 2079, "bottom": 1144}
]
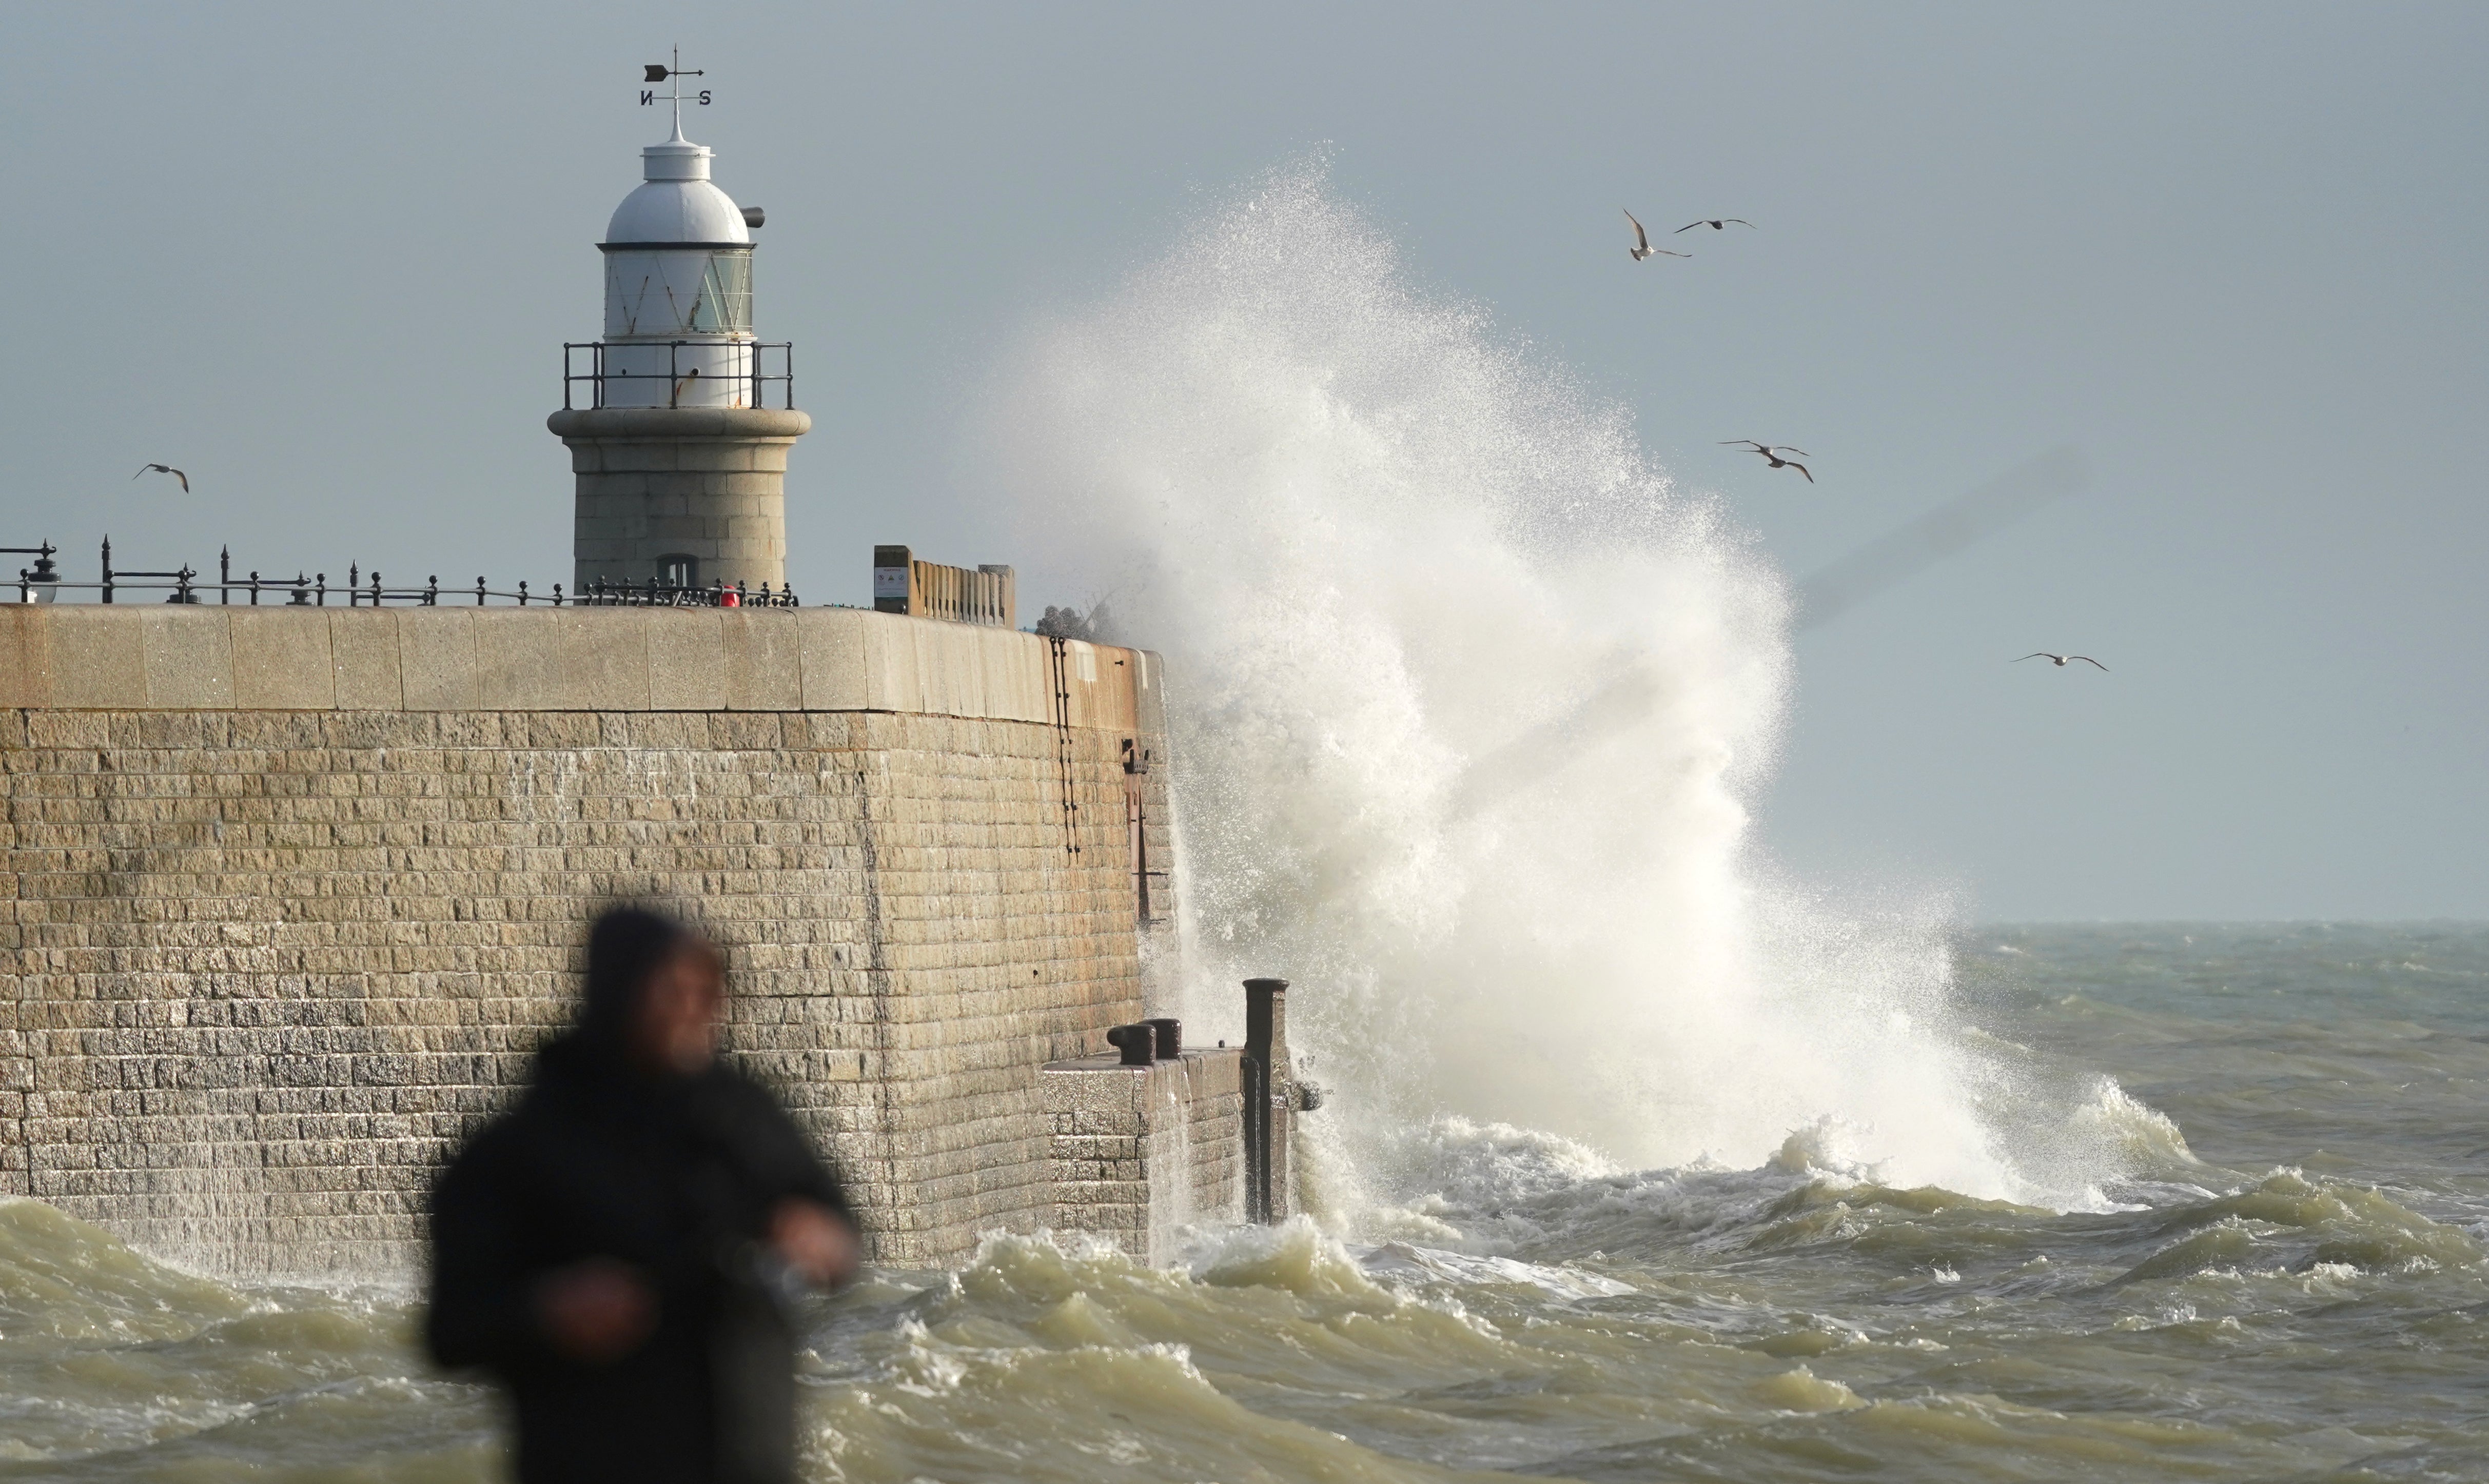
[{"left": 562, "top": 340, "right": 795, "bottom": 410}]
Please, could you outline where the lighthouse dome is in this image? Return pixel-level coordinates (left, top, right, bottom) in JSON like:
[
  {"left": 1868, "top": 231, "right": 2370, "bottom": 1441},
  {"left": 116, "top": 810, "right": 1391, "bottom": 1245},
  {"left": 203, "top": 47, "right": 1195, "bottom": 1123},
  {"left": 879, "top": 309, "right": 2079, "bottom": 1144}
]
[{"left": 604, "top": 139, "right": 752, "bottom": 246}]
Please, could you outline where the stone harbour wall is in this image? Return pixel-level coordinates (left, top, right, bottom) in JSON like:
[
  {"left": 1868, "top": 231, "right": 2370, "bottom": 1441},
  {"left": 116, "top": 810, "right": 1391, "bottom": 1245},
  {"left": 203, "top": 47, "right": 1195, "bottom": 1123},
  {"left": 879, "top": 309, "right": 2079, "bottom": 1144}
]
[{"left": 0, "top": 603, "right": 1181, "bottom": 1272}]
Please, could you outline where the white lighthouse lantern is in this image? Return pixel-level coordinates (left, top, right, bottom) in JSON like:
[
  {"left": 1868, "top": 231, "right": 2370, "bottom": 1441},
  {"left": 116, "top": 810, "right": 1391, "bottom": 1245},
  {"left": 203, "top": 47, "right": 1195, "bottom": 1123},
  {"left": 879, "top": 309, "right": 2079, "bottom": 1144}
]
[{"left": 594, "top": 71, "right": 761, "bottom": 407}]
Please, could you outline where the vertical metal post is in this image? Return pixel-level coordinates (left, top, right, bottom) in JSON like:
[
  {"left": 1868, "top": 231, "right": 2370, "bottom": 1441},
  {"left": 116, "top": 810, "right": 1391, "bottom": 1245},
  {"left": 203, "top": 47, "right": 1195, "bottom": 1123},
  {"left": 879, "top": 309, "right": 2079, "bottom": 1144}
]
[
  {"left": 101, "top": 536, "right": 113, "bottom": 604},
  {"left": 1242, "top": 977, "right": 1292, "bottom": 1224},
  {"left": 220, "top": 547, "right": 231, "bottom": 604}
]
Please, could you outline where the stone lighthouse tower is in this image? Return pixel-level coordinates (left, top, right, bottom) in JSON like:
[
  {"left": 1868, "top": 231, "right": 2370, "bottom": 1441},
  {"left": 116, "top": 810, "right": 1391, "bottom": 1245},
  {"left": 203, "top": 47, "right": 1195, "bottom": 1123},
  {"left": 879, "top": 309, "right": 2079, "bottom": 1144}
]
[{"left": 550, "top": 61, "right": 809, "bottom": 595}]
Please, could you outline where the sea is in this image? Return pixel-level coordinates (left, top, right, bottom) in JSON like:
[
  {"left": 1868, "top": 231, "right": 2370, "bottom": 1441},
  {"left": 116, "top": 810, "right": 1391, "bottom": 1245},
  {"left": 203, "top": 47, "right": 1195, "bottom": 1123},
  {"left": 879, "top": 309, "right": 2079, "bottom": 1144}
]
[{"left": 4, "top": 922, "right": 2485, "bottom": 1482}]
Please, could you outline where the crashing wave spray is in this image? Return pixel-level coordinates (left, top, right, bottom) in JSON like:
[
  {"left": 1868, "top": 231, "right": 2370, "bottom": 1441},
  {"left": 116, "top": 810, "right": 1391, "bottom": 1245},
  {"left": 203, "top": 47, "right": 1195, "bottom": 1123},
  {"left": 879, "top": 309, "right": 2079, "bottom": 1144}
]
[{"left": 991, "top": 162, "right": 2131, "bottom": 1212}]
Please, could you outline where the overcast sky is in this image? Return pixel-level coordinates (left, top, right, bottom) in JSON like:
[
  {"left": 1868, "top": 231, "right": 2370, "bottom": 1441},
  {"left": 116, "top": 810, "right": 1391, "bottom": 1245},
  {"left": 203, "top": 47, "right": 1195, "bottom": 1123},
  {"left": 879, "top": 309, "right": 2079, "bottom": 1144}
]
[{"left": 4, "top": 3, "right": 2480, "bottom": 920}]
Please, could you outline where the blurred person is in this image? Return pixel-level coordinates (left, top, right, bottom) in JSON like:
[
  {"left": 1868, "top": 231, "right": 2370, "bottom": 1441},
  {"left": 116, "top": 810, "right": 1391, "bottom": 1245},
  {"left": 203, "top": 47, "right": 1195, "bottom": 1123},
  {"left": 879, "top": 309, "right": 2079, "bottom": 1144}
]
[{"left": 427, "top": 906, "right": 858, "bottom": 1484}]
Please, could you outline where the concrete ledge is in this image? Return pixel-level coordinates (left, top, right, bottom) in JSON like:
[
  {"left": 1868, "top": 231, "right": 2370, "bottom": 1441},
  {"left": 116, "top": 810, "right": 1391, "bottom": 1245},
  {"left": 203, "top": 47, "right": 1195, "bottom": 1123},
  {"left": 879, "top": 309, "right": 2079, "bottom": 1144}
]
[
  {"left": 548, "top": 407, "right": 813, "bottom": 440},
  {"left": 0, "top": 605, "right": 1152, "bottom": 726}
]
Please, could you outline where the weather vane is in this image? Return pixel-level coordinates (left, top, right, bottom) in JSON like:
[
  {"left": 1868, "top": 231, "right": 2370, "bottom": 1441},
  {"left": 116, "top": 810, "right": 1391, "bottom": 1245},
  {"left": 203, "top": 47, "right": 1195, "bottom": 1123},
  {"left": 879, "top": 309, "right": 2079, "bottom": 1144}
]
[{"left": 639, "top": 46, "right": 710, "bottom": 134}]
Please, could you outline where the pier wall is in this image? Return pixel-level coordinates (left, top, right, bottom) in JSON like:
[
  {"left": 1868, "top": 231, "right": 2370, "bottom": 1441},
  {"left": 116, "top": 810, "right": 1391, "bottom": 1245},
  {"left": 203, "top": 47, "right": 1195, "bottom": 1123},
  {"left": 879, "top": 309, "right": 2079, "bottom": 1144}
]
[
  {"left": 0, "top": 603, "right": 1184, "bottom": 1271},
  {"left": 1044, "top": 1049, "right": 1244, "bottom": 1262}
]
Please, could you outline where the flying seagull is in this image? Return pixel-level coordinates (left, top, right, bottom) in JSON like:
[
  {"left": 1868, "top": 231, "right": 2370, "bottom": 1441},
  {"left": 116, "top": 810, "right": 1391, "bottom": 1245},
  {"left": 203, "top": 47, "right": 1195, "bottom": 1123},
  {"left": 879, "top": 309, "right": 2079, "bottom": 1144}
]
[
  {"left": 1719, "top": 440, "right": 1813, "bottom": 483},
  {"left": 132, "top": 464, "right": 189, "bottom": 492},
  {"left": 2015, "top": 652, "right": 2108, "bottom": 671},
  {"left": 1676, "top": 218, "right": 1755, "bottom": 233},
  {"left": 1623, "top": 210, "right": 1691, "bottom": 261}
]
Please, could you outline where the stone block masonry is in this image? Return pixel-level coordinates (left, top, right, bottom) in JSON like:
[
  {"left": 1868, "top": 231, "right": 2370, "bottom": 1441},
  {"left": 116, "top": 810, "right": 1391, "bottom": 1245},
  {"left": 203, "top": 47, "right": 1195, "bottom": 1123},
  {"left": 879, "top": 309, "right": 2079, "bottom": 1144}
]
[
  {"left": 0, "top": 604, "right": 1178, "bottom": 1273},
  {"left": 1043, "top": 1050, "right": 1244, "bottom": 1262},
  {"left": 551, "top": 406, "right": 811, "bottom": 593}
]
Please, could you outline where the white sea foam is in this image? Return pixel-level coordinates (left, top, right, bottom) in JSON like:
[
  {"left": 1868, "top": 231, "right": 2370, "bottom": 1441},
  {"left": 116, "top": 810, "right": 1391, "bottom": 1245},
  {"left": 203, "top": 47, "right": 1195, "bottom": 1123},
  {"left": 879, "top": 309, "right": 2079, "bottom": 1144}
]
[
  {"left": 1355, "top": 1241, "right": 1636, "bottom": 1301},
  {"left": 991, "top": 159, "right": 2131, "bottom": 1214}
]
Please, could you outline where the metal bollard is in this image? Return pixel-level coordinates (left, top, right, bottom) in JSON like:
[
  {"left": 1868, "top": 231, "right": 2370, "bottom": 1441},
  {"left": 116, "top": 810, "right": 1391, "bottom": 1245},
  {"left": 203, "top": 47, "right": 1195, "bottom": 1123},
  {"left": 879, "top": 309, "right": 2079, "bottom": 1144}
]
[
  {"left": 1242, "top": 978, "right": 1292, "bottom": 1223},
  {"left": 1104, "top": 1024, "right": 1156, "bottom": 1067},
  {"left": 1144, "top": 1017, "right": 1182, "bottom": 1059}
]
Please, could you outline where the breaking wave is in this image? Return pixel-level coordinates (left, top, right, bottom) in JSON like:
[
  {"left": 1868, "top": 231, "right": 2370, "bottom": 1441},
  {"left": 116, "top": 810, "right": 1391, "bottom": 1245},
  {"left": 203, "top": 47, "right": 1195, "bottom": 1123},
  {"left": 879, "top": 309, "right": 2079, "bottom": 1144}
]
[{"left": 992, "top": 160, "right": 2140, "bottom": 1211}]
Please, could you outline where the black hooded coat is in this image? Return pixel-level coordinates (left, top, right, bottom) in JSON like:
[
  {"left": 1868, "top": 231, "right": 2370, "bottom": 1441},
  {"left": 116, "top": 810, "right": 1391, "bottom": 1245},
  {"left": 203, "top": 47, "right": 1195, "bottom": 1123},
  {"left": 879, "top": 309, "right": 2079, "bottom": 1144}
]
[{"left": 426, "top": 931, "right": 851, "bottom": 1484}]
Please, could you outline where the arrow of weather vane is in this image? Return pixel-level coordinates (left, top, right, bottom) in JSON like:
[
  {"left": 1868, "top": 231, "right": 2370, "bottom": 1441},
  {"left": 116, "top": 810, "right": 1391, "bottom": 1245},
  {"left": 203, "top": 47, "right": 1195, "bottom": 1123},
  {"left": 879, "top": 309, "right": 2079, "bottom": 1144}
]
[{"left": 641, "top": 49, "right": 710, "bottom": 108}]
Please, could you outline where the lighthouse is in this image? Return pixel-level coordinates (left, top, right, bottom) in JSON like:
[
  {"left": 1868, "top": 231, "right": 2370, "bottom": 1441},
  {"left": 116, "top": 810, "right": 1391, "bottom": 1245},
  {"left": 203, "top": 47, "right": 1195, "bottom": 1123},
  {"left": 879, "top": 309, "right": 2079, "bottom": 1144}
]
[{"left": 550, "top": 57, "right": 810, "bottom": 596}]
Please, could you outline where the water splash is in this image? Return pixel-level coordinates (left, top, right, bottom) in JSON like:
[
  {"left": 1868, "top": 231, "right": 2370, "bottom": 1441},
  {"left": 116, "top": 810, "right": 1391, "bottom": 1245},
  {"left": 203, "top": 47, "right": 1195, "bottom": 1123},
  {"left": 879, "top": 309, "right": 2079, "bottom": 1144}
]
[{"left": 991, "top": 160, "right": 2127, "bottom": 1212}]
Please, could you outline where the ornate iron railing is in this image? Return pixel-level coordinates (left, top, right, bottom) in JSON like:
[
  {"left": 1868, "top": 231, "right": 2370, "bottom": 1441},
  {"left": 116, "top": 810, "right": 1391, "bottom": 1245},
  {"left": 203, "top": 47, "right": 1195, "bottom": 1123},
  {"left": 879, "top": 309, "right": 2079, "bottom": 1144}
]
[{"left": 5, "top": 540, "right": 800, "bottom": 609}]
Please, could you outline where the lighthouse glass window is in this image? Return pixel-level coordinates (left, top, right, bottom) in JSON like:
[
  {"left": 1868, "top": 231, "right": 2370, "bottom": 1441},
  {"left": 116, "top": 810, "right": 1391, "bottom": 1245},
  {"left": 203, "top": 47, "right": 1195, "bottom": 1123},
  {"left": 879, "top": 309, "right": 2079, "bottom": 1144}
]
[{"left": 603, "top": 248, "right": 753, "bottom": 338}]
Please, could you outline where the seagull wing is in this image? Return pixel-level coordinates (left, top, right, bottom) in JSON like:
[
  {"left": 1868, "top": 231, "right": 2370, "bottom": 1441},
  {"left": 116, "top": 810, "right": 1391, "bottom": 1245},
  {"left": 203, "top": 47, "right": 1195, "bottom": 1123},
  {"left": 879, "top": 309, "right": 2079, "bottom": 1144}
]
[
  {"left": 172, "top": 469, "right": 188, "bottom": 491},
  {"left": 1623, "top": 209, "right": 1649, "bottom": 251},
  {"left": 1658, "top": 248, "right": 1691, "bottom": 257},
  {"left": 1718, "top": 440, "right": 1763, "bottom": 449},
  {"left": 1674, "top": 222, "right": 1703, "bottom": 233},
  {"left": 1723, "top": 219, "right": 1755, "bottom": 228},
  {"left": 2071, "top": 656, "right": 2108, "bottom": 671},
  {"left": 1775, "top": 446, "right": 1812, "bottom": 457},
  {"left": 132, "top": 465, "right": 154, "bottom": 480},
  {"left": 1789, "top": 461, "right": 1813, "bottom": 483},
  {"left": 2013, "top": 654, "right": 2058, "bottom": 663}
]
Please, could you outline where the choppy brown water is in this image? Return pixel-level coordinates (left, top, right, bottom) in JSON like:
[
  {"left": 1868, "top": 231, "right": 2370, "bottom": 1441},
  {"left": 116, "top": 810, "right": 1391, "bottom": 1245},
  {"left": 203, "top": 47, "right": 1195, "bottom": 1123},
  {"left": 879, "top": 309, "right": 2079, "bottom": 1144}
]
[{"left": 6, "top": 924, "right": 2487, "bottom": 1482}]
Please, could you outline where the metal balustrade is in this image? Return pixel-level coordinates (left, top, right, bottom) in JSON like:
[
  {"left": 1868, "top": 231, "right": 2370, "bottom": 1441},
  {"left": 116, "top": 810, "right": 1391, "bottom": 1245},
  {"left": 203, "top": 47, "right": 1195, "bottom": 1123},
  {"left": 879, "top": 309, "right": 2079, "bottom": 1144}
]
[
  {"left": 561, "top": 340, "right": 795, "bottom": 410},
  {"left": 7, "top": 540, "right": 800, "bottom": 609}
]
